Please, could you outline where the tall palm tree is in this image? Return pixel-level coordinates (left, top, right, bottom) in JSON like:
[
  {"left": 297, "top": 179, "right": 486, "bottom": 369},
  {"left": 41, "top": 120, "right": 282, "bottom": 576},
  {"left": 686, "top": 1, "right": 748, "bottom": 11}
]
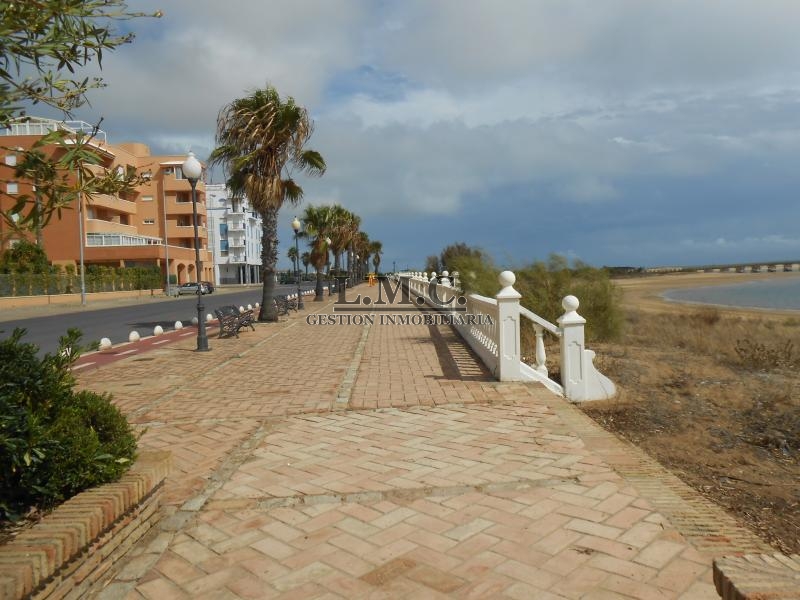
[
  {"left": 301, "top": 204, "right": 335, "bottom": 300},
  {"left": 354, "top": 231, "right": 370, "bottom": 281},
  {"left": 301, "top": 252, "right": 310, "bottom": 276},
  {"left": 327, "top": 205, "right": 354, "bottom": 275},
  {"left": 209, "top": 85, "right": 325, "bottom": 321},
  {"left": 287, "top": 246, "right": 298, "bottom": 281},
  {"left": 369, "top": 240, "right": 383, "bottom": 274},
  {"left": 344, "top": 212, "right": 361, "bottom": 282}
]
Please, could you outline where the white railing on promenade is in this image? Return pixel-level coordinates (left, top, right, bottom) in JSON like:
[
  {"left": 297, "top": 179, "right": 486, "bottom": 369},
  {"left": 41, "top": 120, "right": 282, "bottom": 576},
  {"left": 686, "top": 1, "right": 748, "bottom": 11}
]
[{"left": 395, "top": 270, "right": 616, "bottom": 402}]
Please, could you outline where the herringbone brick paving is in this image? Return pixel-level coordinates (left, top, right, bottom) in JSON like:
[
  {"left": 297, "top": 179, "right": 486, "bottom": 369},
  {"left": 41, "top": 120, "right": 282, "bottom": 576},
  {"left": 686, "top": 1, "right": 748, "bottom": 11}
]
[{"left": 73, "top": 287, "right": 767, "bottom": 598}]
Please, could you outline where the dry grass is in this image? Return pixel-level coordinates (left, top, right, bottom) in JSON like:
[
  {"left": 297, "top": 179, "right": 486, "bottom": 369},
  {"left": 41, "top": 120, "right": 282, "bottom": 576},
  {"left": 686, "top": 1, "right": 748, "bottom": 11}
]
[{"left": 581, "top": 306, "right": 800, "bottom": 553}]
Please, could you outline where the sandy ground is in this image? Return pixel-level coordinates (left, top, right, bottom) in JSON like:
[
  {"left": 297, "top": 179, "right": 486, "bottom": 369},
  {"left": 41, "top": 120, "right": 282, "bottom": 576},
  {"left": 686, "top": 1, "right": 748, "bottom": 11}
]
[
  {"left": 614, "top": 271, "right": 800, "bottom": 317},
  {"left": 583, "top": 271, "right": 800, "bottom": 553}
]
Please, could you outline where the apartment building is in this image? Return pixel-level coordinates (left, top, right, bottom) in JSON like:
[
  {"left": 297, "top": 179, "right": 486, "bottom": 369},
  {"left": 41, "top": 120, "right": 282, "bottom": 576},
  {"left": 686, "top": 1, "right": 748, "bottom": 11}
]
[
  {"left": 0, "top": 117, "right": 213, "bottom": 285},
  {"left": 205, "top": 183, "right": 262, "bottom": 285}
]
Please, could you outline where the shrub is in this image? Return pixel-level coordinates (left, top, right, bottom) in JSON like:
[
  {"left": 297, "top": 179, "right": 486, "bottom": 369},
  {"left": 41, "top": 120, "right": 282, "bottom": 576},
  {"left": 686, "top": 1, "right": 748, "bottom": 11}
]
[
  {"left": 734, "top": 339, "right": 795, "bottom": 371},
  {"left": 0, "top": 329, "right": 136, "bottom": 520},
  {"left": 447, "top": 250, "right": 623, "bottom": 342}
]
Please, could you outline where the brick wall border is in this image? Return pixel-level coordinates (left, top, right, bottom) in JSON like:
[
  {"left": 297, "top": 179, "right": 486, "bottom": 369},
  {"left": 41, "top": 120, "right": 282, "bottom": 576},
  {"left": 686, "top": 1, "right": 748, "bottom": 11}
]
[
  {"left": 713, "top": 553, "right": 800, "bottom": 599},
  {"left": 0, "top": 451, "right": 170, "bottom": 600}
]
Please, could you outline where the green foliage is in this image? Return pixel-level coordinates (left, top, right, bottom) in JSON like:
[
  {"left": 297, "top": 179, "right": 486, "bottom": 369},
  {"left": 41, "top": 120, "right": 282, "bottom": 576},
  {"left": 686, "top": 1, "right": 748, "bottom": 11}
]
[
  {"left": 0, "top": 264, "right": 161, "bottom": 296},
  {"left": 440, "top": 242, "right": 484, "bottom": 272},
  {"left": 0, "top": 328, "right": 136, "bottom": 519},
  {"left": 0, "top": 1, "right": 161, "bottom": 126},
  {"left": 445, "top": 247, "right": 623, "bottom": 342},
  {"left": 424, "top": 255, "right": 441, "bottom": 274},
  {"left": 0, "top": 239, "right": 49, "bottom": 273}
]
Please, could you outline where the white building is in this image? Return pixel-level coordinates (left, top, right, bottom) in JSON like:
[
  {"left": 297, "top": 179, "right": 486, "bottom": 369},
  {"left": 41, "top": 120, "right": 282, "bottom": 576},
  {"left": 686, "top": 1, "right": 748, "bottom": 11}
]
[{"left": 205, "top": 183, "right": 263, "bottom": 285}]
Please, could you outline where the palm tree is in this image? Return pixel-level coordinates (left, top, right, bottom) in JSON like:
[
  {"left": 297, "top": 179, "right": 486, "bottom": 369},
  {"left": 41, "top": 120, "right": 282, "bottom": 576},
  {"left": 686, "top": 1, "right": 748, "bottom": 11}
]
[
  {"left": 301, "top": 204, "right": 335, "bottom": 300},
  {"left": 287, "top": 246, "right": 298, "bottom": 282},
  {"left": 344, "top": 212, "right": 361, "bottom": 282},
  {"left": 301, "top": 252, "right": 310, "bottom": 276},
  {"left": 354, "top": 231, "right": 370, "bottom": 281},
  {"left": 327, "top": 205, "right": 354, "bottom": 275},
  {"left": 209, "top": 85, "right": 325, "bottom": 321},
  {"left": 369, "top": 240, "right": 383, "bottom": 274}
]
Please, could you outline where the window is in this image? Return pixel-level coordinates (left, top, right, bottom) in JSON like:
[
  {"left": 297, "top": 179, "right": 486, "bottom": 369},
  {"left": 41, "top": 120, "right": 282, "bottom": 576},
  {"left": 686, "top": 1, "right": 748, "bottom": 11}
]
[
  {"left": 176, "top": 192, "right": 190, "bottom": 203},
  {"left": 143, "top": 219, "right": 155, "bottom": 225},
  {"left": 141, "top": 195, "right": 153, "bottom": 202},
  {"left": 219, "top": 223, "right": 228, "bottom": 237},
  {"left": 4, "top": 155, "right": 16, "bottom": 166},
  {"left": 220, "top": 240, "right": 229, "bottom": 252},
  {"left": 6, "top": 182, "right": 18, "bottom": 194},
  {"left": 174, "top": 166, "right": 185, "bottom": 180},
  {"left": 163, "top": 167, "right": 174, "bottom": 175}
]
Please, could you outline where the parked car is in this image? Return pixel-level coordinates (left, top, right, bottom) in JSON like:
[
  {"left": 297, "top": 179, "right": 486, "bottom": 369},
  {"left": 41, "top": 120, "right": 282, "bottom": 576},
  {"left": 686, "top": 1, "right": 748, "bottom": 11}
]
[
  {"left": 177, "top": 282, "right": 209, "bottom": 295},
  {"left": 201, "top": 281, "right": 215, "bottom": 294}
]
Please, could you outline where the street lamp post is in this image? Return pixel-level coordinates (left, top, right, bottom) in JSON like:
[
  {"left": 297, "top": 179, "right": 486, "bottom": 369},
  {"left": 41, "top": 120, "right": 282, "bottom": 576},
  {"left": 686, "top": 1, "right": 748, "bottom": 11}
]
[
  {"left": 182, "top": 151, "right": 209, "bottom": 352},
  {"left": 325, "top": 236, "right": 332, "bottom": 295},
  {"left": 292, "top": 217, "right": 304, "bottom": 309}
]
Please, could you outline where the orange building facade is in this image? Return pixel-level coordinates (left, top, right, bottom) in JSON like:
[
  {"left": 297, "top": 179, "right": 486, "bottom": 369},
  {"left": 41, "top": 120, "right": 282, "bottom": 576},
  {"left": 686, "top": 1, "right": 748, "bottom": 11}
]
[{"left": 0, "top": 118, "right": 213, "bottom": 285}]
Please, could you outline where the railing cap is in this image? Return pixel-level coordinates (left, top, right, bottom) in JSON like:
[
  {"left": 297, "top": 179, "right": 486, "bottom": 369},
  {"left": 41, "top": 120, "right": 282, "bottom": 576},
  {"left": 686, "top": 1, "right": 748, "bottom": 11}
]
[
  {"left": 558, "top": 294, "right": 586, "bottom": 325},
  {"left": 496, "top": 270, "right": 521, "bottom": 300}
]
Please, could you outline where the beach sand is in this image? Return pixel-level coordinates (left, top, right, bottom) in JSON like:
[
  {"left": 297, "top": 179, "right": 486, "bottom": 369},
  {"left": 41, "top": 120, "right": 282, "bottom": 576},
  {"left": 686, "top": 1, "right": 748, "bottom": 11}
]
[{"left": 614, "top": 271, "right": 800, "bottom": 317}]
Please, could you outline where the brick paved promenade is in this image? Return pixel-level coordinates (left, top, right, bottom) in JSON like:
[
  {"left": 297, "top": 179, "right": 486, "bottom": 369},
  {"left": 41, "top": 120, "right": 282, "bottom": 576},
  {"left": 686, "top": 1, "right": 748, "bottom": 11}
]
[{"left": 75, "top": 286, "right": 770, "bottom": 599}]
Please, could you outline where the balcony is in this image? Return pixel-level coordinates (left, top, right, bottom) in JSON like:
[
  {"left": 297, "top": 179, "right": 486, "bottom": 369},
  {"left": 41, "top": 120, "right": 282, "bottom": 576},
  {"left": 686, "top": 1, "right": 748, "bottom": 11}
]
[
  {"left": 166, "top": 198, "right": 205, "bottom": 216},
  {"left": 168, "top": 224, "right": 207, "bottom": 239},
  {"left": 86, "top": 233, "right": 163, "bottom": 247},
  {"left": 163, "top": 177, "right": 206, "bottom": 194},
  {"left": 228, "top": 237, "right": 245, "bottom": 247},
  {"left": 87, "top": 193, "right": 138, "bottom": 215},
  {"left": 85, "top": 219, "right": 138, "bottom": 235}
]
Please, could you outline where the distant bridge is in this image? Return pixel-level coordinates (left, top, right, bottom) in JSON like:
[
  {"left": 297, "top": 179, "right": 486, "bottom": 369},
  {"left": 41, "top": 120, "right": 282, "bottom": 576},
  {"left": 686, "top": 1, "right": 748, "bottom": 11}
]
[{"left": 645, "top": 261, "right": 800, "bottom": 274}]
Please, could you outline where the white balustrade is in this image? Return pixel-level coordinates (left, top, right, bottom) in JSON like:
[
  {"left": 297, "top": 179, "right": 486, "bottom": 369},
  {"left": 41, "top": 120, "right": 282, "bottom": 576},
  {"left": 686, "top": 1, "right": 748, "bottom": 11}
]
[{"left": 397, "top": 269, "right": 615, "bottom": 401}]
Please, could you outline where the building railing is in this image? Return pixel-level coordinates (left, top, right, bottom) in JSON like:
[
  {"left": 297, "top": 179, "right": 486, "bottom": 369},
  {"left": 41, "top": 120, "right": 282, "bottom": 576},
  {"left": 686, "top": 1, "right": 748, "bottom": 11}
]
[
  {"left": 397, "top": 270, "right": 616, "bottom": 402},
  {"left": 2, "top": 118, "right": 107, "bottom": 143},
  {"left": 86, "top": 233, "right": 163, "bottom": 247}
]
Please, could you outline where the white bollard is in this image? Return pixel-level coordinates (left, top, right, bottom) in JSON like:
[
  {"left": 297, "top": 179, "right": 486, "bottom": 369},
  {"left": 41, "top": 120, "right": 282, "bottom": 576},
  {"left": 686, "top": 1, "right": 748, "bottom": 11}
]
[
  {"left": 206, "top": 313, "right": 213, "bottom": 322},
  {"left": 239, "top": 306, "right": 245, "bottom": 314},
  {"left": 247, "top": 304, "right": 253, "bottom": 310},
  {"left": 99, "top": 337, "right": 112, "bottom": 350},
  {"left": 153, "top": 325, "right": 164, "bottom": 336},
  {"left": 191, "top": 317, "right": 198, "bottom": 326},
  {"left": 175, "top": 321, "right": 183, "bottom": 330},
  {"left": 255, "top": 302, "right": 260, "bottom": 309},
  {"left": 129, "top": 331, "right": 140, "bottom": 343}
]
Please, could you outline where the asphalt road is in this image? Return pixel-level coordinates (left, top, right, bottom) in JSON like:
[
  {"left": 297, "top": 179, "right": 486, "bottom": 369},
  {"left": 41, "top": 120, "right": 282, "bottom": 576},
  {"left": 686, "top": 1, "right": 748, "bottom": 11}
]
[{"left": 0, "top": 284, "right": 319, "bottom": 356}]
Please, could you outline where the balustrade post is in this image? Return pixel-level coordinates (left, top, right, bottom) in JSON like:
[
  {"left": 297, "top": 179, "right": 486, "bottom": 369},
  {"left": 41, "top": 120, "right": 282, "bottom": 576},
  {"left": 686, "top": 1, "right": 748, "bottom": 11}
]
[
  {"left": 558, "top": 295, "right": 587, "bottom": 401},
  {"left": 496, "top": 271, "right": 522, "bottom": 381},
  {"left": 534, "top": 325, "right": 548, "bottom": 376}
]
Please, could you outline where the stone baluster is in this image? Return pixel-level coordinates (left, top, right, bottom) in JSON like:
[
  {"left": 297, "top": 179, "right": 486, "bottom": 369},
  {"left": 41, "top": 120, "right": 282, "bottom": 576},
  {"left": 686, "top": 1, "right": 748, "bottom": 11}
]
[
  {"left": 533, "top": 324, "right": 548, "bottom": 376},
  {"left": 441, "top": 270, "right": 451, "bottom": 287}
]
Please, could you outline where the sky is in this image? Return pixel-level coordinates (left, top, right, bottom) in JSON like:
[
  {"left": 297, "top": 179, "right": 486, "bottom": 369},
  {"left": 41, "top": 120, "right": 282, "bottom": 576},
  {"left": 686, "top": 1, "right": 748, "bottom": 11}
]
[{"left": 51, "top": 0, "right": 800, "bottom": 270}]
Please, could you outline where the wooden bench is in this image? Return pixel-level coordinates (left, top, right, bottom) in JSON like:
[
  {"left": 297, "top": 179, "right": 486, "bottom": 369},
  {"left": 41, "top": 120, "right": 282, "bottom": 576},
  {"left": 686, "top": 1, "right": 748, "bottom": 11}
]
[
  {"left": 273, "top": 294, "right": 299, "bottom": 316},
  {"left": 214, "top": 305, "right": 256, "bottom": 338}
]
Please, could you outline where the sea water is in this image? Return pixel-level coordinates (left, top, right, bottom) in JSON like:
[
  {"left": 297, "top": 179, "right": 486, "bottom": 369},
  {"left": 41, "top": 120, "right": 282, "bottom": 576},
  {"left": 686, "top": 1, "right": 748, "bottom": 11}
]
[{"left": 662, "top": 277, "right": 800, "bottom": 311}]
